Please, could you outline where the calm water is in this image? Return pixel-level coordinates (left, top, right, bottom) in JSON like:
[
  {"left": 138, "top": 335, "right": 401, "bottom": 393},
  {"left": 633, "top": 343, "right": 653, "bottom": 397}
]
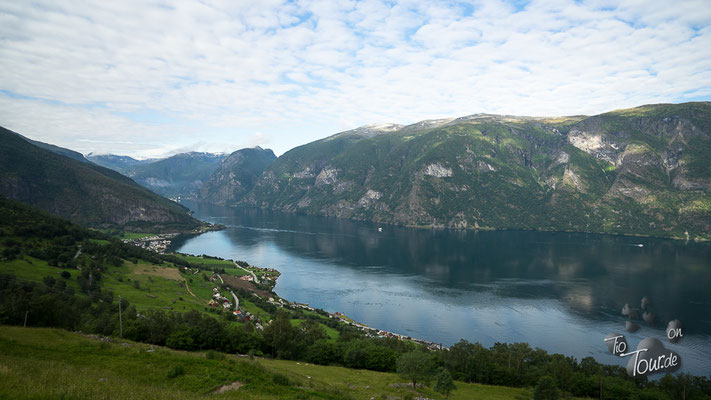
[{"left": 174, "top": 204, "right": 711, "bottom": 377}]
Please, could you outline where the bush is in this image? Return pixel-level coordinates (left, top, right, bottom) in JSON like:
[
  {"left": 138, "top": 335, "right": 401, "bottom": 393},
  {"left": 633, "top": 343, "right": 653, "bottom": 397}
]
[
  {"left": 272, "top": 373, "right": 291, "bottom": 386},
  {"left": 167, "top": 365, "right": 184, "bottom": 379},
  {"left": 205, "top": 350, "right": 226, "bottom": 360},
  {"left": 60, "top": 271, "right": 71, "bottom": 279}
]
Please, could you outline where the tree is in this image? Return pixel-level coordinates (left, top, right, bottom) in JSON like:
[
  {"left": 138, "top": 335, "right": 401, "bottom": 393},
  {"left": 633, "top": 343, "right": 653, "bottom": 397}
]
[
  {"left": 262, "top": 309, "right": 300, "bottom": 359},
  {"left": 434, "top": 368, "right": 457, "bottom": 399},
  {"left": 397, "top": 351, "right": 437, "bottom": 389},
  {"left": 534, "top": 376, "right": 560, "bottom": 400}
]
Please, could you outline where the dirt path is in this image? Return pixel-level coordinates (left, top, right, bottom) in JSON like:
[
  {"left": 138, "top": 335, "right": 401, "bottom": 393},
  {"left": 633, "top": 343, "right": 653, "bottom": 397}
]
[
  {"left": 184, "top": 281, "right": 197, "bottom": 298},
  {"left": 213, "top": 381, "right": 243, "bottom": 393}
]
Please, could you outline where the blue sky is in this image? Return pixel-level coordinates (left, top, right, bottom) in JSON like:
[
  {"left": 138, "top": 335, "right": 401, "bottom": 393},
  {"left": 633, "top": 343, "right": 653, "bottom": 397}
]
[{"left": 0, "top": 0, "right": 710, "bottom": 157}]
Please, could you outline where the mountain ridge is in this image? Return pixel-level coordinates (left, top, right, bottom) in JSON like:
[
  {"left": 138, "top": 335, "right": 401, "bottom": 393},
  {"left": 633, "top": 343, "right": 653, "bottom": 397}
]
[{"left": 200, "top": 102, "right": 711, "bottom": 240}]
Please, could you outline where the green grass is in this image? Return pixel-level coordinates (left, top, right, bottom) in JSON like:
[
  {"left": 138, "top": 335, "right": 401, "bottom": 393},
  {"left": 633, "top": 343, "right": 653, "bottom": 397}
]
[
  {"left": 240, "top": 298, "right": 273, "bottom": 322},
  {"left": 290, "top": 319, "right": 339, "bottom": 340},
  {"left": 0, "top": 325, "right": 533, "bottom": 399},
  {"left": 171, "top": 253, "right": 249, "bottom": 276},
  {"left": 0, "top": 256, "right": 81, "bottom": 291},
  {"left": 0, "top": 326, "right": 326, "bottom": 399},
  {"left": 265, "top": 359, "right": 531, "bottom": 400},
  {"left": 101, "top": 260, "right": 210, "bottom": 313}
]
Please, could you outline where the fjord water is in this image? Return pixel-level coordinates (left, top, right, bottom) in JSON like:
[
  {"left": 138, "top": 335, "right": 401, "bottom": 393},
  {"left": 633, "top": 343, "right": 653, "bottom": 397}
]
[{"left": 174, "top": 204, "right": 711, "bottom": 376}]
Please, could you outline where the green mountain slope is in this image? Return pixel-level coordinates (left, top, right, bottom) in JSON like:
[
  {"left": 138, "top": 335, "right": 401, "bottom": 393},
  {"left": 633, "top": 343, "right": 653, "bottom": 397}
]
[
  {"left": 230, "top": 102, "right": 711, "bottom": 240},
  {"left": 0, "top": 127, "right": 201, "bottom": 231},
  {"left": 199, "top": 147, "right": 277, "bottom": 206},
  {"left": 8, "top": 129, "right": 91, "bottom": 163},
  {"left": 125, "top": 152, "right": 226, "bottom": 198}
]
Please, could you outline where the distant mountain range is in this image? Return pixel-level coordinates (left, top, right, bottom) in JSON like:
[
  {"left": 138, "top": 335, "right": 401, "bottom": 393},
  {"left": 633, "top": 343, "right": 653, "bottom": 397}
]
[
  {"left": 87, "top": 152, "right": 227, "bottom": 198},
  {"left": 0, "top": 127, "right": 202, "bottom": 232},
  {"left": 4, "top": 102, "right": 709, "bottom": 240},
  {"left": 86, "top": 153, "right": 157, "bottom": 173},
  {"left": 206, "top": 102, "right": 709, "bottom": 240},
  {"left": 122, "top": 152, "right": 227, "bottom": 199}
]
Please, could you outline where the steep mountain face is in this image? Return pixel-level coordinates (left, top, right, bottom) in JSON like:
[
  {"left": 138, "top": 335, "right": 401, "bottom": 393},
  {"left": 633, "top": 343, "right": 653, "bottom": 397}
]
[
  {"left": 0, "top": 127, "right": 201, "bottom": 231},
  {"left": 123, "top": 152, "right": 226, "bottom": 198},
  {"left": 86, "top": 154, "right": 157, "bottom": 173},
  {"left": 199, "top": 147, "right": 277, "bottom": 206},
  {"left": 228, "top": 102, "right": 710, "bottom": 240}
]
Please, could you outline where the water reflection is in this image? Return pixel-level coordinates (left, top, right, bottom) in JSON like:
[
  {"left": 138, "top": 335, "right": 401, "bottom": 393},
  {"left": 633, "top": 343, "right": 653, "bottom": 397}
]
[{"left": 174, "top": 203, "right": 711, "bottom": 376}]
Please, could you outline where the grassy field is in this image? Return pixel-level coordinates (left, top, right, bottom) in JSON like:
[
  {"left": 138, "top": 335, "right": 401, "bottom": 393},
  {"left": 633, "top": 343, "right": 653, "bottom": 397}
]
[
  {"left": 0, "top": 256, "right": 81, "bottom": 291},
  {"left": 171, "top": 253, "right": 249, "bottom": 277},
  {"left": 291, "top": 319, "right": 340, "bottom": 340},
  {"left": 0, "top": 326, "right": 533, "bottom": 400},
  {"left": 99, "top": 260, "right": 207, "bottom": 313}
]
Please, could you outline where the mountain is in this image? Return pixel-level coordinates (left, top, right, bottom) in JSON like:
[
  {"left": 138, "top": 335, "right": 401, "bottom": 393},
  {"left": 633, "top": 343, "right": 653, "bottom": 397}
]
[
  {"left": 121, "top": 152, "right": 227, "bottom": 199},
  {"left": 209, "top": 102, "right": 711, "bottom": 240},
  {"left": 0, "top": 126, "right": 201, "bottom": 231},
  {"left": 8, "top": 129, "right": 91, "bottom": 163},
  {"left": 86, "top": 153, "right": 157, "bottom": 173},
  {"left": 199, "top": 147, "right": 277, "bottom": 206}
]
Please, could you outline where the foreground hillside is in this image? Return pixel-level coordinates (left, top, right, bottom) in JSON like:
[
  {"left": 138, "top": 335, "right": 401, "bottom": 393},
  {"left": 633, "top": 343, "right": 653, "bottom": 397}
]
[
  {"left": 0, "top": 326, "right": 530, "bottom": 400},
  {"left": 0, "top": 127, "right": 202, "bottom": 232},
  {"left": 210, "top": 102, "right": 711, "bottom": 240}
]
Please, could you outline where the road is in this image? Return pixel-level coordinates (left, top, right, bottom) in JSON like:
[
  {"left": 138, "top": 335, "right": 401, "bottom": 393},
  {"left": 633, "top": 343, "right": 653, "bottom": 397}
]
[
  {"left": 230, "top": 290, "right": 239, "bottom": 309},
  {"left": 233, "top": 262, "right": 259, "bottom": 283},
  {"left": 73, "top": 246, "right": 82, "bottom": 262}
]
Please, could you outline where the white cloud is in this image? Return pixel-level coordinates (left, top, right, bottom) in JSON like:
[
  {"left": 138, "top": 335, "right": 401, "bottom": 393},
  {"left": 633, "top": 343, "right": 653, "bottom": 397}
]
[{"left": 0, "top": 0, "right": 710, "bottom": 157}]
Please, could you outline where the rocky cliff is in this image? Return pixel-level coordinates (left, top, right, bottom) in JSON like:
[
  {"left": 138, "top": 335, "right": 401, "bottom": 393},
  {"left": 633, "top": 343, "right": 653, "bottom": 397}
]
[{"left": 199, "top": 147, "right": 276, "bottom": 206}]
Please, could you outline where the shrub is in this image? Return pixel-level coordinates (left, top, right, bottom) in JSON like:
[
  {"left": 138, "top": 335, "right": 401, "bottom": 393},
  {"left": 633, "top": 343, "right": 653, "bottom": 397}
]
[
  {"left": 205, "top": 350, "right": 226, "bottom": 360},
  {"left": 167, "top": 365, "right": 184, "bottom": 379},
  {"left": 272, "top": 373, "right": 291, "bottom": 386}
]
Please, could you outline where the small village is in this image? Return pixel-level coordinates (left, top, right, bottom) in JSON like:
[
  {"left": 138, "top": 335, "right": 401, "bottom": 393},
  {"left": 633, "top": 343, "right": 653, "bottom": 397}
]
[{"left": 122, "top": 233, "right": 179, "bottom": 253}]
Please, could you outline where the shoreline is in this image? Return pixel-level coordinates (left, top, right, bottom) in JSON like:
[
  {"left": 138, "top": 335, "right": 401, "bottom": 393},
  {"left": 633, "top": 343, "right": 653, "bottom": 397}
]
[
  {"left": 163, "top": 245, "right": 448, "bottom": 352},
  {"left": 185, "top": 202, "right": 711, "bottom": 243}
]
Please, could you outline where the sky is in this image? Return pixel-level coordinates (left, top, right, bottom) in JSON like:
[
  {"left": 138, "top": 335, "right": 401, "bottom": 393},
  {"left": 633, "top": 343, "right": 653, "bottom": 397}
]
[{"left": 1, "top": 0, "right": 710, "bottom": 158}]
